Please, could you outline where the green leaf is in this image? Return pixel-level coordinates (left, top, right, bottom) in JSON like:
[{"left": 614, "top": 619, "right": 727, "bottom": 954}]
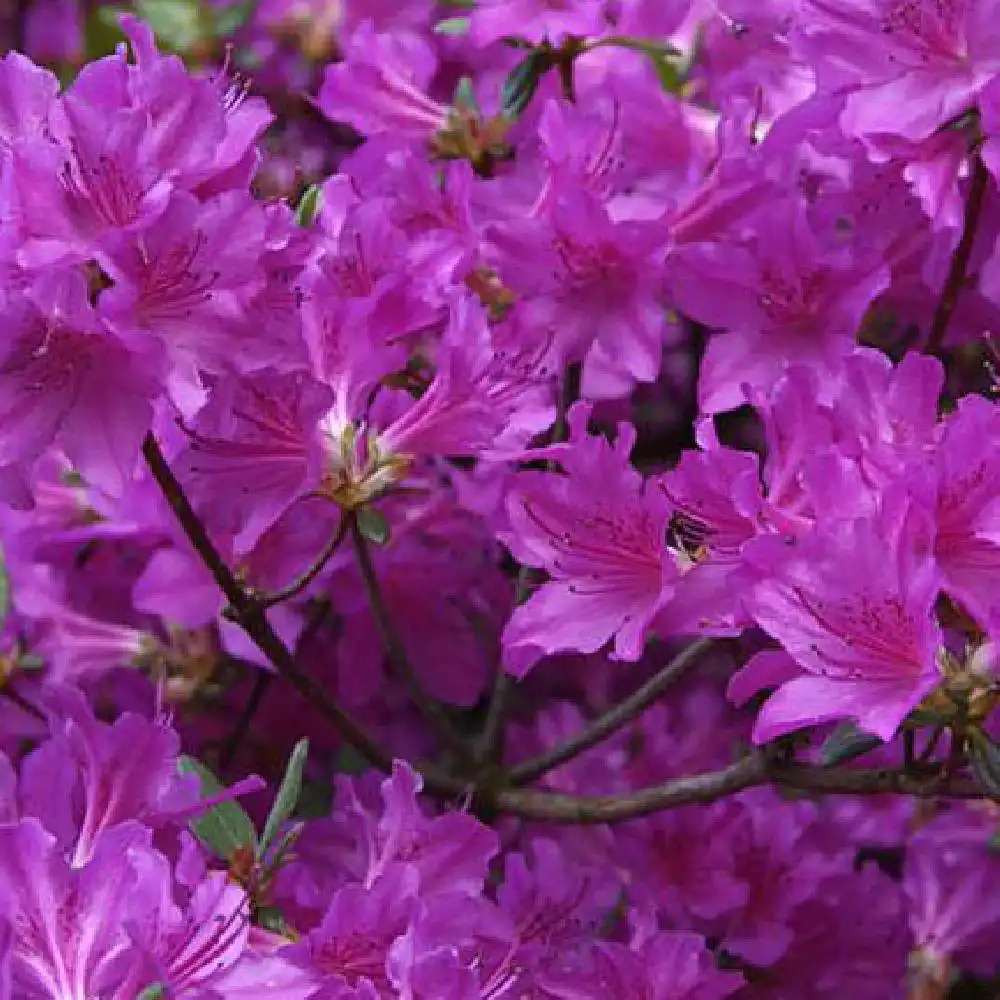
[
  {"left": 820, "top": 722, "right": 883, "bottom": 766},
  {"left": 137, "top": 986, "right": 167, "bottom": 1000},
  {"left": 971, "top": 736, "right": 1000, "bottom": 799},
  {"left": 88, "top": 6, "right": 128, "bottom": 58},
  {"left": 435, "top": 15, "right": 471, "bottom": 35},
  {"left": 501, "top": 49, "right": 552, "bottom": 119},
  {"left": 212, "top": 0, "right": 260, "bottom": 36},
  {"left": 177, "top": 756, "right": 257, "bottom": 861},
  {"left": 357, "top": 507, "right": 390, "bottom": 547},
  {"left": 453, "top": 76, "right": 479, "bottom": 113},
  {"left": 589, "top": 37, "right": 685, "bottom": 94},
  {"left": 594, "top": 36, "right": 681, "bottom": 59},
  {"left": 255, "top": 905, "right": 288, "bottom": 934},
  {"left": 650, "top": 52, "right": 684, "bottom": 94},
  {"left": 295, "top": 184, "right": 323, "bottom": 228},
  {"left": 268, "top": 823, "right": 304, "bottom": 869},
  {"left": 259, "top": 739, "right": 309, "bottom": 857},
  {"left": 135, "top": 0, "right": 207, "bottom": 51}
]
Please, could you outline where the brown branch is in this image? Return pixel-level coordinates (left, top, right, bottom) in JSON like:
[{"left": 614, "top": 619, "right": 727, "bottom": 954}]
[
  {"left": 771, "top": 762, "right": 981, "bottom": 799},
  {"left": 485, "top": 756, "right": 984, "bottom": 826},
  {"left": 476, "top": 670, "right": 512, "bottom": 767},
  {"left": 509, "top": 638, "right": 713, "bottom": 786},
  {"left": 140, "top": 435, "right": 992, "bottom": 824},
  {"left": 491, "top": 752, "right": 768, "bottom": 823},
  {"left": 925, "top": 154, "right": 990, "bottom": 355},
  {"left": 348, "top": 514, "right": 471, "bottom": 762},
  {"left": 474, "top": 565, "right": 535, "bottom": 768},
  {"left": 141, "top": 432, "right": 469, "bottom": 795}
]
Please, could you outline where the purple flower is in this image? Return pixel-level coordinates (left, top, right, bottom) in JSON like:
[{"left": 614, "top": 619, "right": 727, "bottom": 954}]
[
  {"left": 121, "top": 858, "right": 253, "bottom": 998},
  {"left": 469, "top": 0, "right": 608, "bottom": 46},
  {"left": 377, "top": 294, "right": 558, "bottom": 460},
  {"left": 542, "top": 925, "right": 742, "bottom": 999},
  {"left": 905, "top": 809, "right": 1000, "bottom": 978},
  {"left": 0, "top": 819, "right": 148, "bottom": 998},
  {"left": 171, "top": 369, "right": 333, "bottom": 554},
  {"left": 285, "top": 866, "right": 420, "bottom": 995},
  {"left": 488, "top": 191, "right": 670, "bottom": 398},
  {"left": 14, "top": 687, "right": 199, "bottom": 866},
  {"left": 316, "top": 24, "right": 448, "bottom": 140},
  {"left": 0, "top": 270, "right": 158, "bottom": 504},
  {"left": 733, "top": 505, "right": 943, "bottom": 742},
  {"left": 97, "top": 191, "right": 267, "bottom": 379},
  {"left": 669, "top": 206, "right": 890, "bottom": 414},
  {"left": 928, "top": 394, "right": 1000, "bottom": 631},
  {"left": 342, "top": 761, "right": 499, "bottom": 896},
  {"left": 500, "top": 402, "right": 675, "bottom": 675},
  {"left": 793, "top": 0, "right": 1000, "bottom": 142}
]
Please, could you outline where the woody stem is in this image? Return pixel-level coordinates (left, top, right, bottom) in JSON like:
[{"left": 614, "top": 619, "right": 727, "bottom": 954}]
[
  {"left": 508, "top": 638, "right": 713, "bottom": 786},
  {"left": 349, "top": 512, "right": 472, "bottom": 763},
  {"left": 140, "top": 432, "right": 452, "bottom": 788},
  {"left": 925, "top": 154, "right": 990, "bottom": 355}
]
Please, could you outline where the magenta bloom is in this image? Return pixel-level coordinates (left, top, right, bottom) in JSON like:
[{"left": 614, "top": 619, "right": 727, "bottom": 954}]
[
  {"left": 13, "top": 16, "right": 270, "bottom": 266},
  {"left": 377, "top": 294, "right": 557, "bottom": 461},
  {"left": 733, "top": 508, "right": 943, "bottom": 742},
  {"left": 172, "top": 369, "right": 332, "bottom": 554},
  {"left": 793, "top": 0, "right": 1000, "bottom": 142},
  {"left": 337, "top": 761, "right": 499, "bottom": 896},
  {"left": 469, "top": 0, "right": 608, "bottom": 46},
  {"left": 316, "top": 24, "right": 448, "bottom": 140},
  {"left": 488, "top": 191, "right": 669, "bottom": 397},
  {"left": 929, "top": 394, "right": 1000, "bottom": 632},
  {"left": 500, "top": 403, "right": 675, "bottom": 675},
  {"left": 0, "top": 820, "right": 147, "bottom": 998},
  {"left": 655, "top": 425, "right": 763, "bottom": 635},
  {"left": 0, "top": 271, "right": 157, "bottom": 504},
  {"left": 542, "top": 925, "right": 742, "bottom": 999},
  {"left": 121, "top": 860, "right": 253, "bottom": 998},
  {"left": 15, "top": 689, "right": 198, "bottom": 867},
  {"left": 905, "top": 809, "right": 1000, "bottom": 978},
  {"left": 668, "top": 207, "right": 890, "bottom": 414},
  {"left": 97, "top": 191, "right": 267, "bottom": 379},
  {"left": 285, "top": 864, "right": 420, "bottom": 993}
]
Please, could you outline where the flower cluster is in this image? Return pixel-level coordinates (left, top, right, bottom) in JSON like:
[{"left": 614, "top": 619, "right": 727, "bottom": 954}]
[{"left": 4, "top": 0, "right": 1000, "bottom": 995}]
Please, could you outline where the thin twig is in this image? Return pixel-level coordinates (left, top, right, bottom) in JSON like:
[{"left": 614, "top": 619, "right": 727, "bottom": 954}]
[
  {"left": 771, "top": 762, "right": 980, "bottom": 800},
  {"left": 477, "top": 364, "right": 581, "bottom": 767},
  {"left": 1, "top": 683, "right": 45, "bottom": 722},
  {"left": 926, "top": 154, "right": 990, "bottom": 355},
  {"left": 917, "top": 726, "right": 945, "bottom": 766},
  {"left": 476, "top": 671, "right": 512, "bottom": 767},
  {"left": 348, "top": 514, "right": 471, "bottom": 761},
  {"left": 219, "top": 670, "right": 272, "bottom": 772},
  {"left": 475, "top": 565, "right": 534, "bottom": 767},
  {"left": 140, "top": 433, "right": 447, "bottom": 788},
  {"left": 256, "top": 515, "right": 348, "bottom": 609},
  {"left": 509, "top": 638, "right": 713, "bottom": 786}
]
